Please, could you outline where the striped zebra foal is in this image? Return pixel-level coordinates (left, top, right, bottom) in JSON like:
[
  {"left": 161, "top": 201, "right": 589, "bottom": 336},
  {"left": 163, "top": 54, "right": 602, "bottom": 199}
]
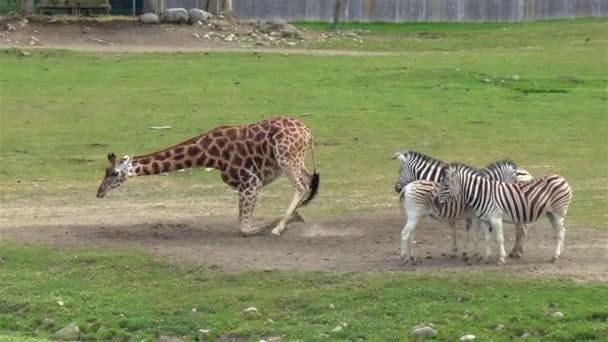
[
  {"left": 437, "top": 163, "right": 572, "bottom": 264},
  {"left": 393, "top": 151, "right": 531, "bottom": 261}
]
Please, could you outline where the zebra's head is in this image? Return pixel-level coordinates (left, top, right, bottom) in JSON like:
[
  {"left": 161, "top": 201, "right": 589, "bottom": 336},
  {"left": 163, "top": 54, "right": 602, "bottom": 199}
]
[
  {"left": 96, "top": 153, "right": 133, "bottom": 198},
  {"left": 393, "top": 152, "right": 410, "bottom": 193},
  {"left": 393, "top": 151, "right": 444, "bottom": 194},
  {"left": 437, "top": 163, "right": 479, "bottom": 205}
]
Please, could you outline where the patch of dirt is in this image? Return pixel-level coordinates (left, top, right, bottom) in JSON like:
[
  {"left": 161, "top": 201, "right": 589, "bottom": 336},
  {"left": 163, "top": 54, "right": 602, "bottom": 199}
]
[
  {"left": 1, "top": 198, "right": 606, "bottom": 281},
  {"left": 0, "top": 17, "right": 396, "bottom": 55}
]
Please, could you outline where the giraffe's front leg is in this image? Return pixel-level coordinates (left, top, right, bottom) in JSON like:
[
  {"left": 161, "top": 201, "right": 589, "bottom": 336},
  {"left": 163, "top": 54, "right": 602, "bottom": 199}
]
[{"left": 238, "top": 186, "right": 262, "bottom": 236}]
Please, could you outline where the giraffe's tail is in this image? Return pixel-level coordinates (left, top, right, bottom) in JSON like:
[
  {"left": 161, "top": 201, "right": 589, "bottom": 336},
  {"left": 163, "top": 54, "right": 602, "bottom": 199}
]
[{"left": 301, "top": 139, "right": 319, "bottom": 207}]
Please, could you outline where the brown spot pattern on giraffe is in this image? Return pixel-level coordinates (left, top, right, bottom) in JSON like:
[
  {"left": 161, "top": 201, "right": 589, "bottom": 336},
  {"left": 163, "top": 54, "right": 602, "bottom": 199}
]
[{"left": 119, "top": 117, "right": 316, "bottom": 235}]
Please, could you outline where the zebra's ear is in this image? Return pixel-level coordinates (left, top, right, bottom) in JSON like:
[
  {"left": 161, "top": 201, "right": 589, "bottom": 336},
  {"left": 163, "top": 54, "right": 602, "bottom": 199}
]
[{"left": 393, "top": 152, "right": 407, "bottom": 163}]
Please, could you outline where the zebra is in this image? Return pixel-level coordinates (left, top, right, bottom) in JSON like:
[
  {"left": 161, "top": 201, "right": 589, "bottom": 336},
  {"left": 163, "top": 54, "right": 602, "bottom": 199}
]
[
  {"left": 436, "top": 162, "right": 572, "bottom": 264},
  {"left": 393, "top": 151, "right": 532, "bottom": 261}
]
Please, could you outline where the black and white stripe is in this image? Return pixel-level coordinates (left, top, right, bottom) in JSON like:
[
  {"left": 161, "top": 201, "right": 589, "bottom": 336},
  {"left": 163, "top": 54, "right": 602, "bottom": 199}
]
[
  {"left": 395, "top": 152, "right": 532, "bottom": 263},
  {"left": 394, "top": 151, "right": 445, "bottom": 193},
  {"left": 437, "top": 162, "right": 572, "bottom": 263}
]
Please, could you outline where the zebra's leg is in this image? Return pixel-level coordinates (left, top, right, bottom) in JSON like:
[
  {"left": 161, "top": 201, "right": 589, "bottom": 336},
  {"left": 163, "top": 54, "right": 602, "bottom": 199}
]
[
  {"left": 462, "top": 218, "right": 472, "bottom": 261},
  {"left": 518, "top": 224, "right": 529, "bottom": 255},
  {"left": 509, "top": 224, "right": 526, "bottom": 259},
  {"left": 547, "top": 212, "right": 566, "bottom": 262},
  {"left": 463, "top": 218, "right": 478, "bottom": 262},
  {"left": 480, "top": 221, "right": 494, "bottom": 263},
  {"left": 448, "top": 220, "right": 458, "bottom": 258},
  {"left": 491, "top": 218, "right": 507, "bottom": 265},
  {"left": 400, "top": 216, "right": 420, "bottom": 265}
]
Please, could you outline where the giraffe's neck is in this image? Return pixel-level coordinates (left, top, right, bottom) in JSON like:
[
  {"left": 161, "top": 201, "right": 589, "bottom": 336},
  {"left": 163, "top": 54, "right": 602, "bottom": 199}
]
[{"left": 128, "top": 135, "right": 221, "bottom": 176}]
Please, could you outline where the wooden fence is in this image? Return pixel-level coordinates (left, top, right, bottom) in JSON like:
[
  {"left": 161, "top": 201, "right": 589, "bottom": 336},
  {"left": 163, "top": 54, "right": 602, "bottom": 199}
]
[{"left": 169, "top": 0, "right": 608, "bottom": 22}]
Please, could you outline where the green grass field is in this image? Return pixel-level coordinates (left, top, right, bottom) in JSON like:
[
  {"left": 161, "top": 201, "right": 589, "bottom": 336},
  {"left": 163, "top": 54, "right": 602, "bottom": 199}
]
[
  {"left": 1, "top": 244, "right": 607, "bottom": 341},
  {"left": 1, "top": 19, "right": 607, "bottom": 341}
]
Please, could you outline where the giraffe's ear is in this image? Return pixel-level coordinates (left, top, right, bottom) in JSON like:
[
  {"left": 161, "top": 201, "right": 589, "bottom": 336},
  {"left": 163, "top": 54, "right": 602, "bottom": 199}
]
[{"left": 107, "top": 153, "right": 117, "bottom": 165}]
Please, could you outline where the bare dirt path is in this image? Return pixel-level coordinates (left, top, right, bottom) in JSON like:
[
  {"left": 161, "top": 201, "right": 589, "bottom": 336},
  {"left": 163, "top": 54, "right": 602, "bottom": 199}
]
[
  {"left": 0, "top": 20, "right": 401, "bottom": 55},
  {"left": 1, "top": 199, "right": 606, "bottom": 281}
]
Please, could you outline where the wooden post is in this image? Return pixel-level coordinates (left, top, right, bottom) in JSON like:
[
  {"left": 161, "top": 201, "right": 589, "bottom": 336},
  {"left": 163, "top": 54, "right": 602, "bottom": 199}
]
[
  {"left": 333, "top": 0, "right": 342, "bottom": 30},
  {"left": 20, "top": 0, "right": 34, "bottom": 14}
]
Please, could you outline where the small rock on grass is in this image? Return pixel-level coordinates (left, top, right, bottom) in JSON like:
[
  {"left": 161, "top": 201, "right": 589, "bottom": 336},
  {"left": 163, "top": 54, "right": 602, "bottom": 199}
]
[
  {"left": 54, "top": 322, "right": 80, "bottom": 341},
  {"left": 243, "top": 306, "right": 258, "bottom": 314},
  {"left": 197, "top": 329, "right": 209, "bottom": 341},
  {"left": 495, "top": 324, "right": 505, "bottom": 331},
  {"left": 411, "top": 326, "right": 437, "bottom": 339},
  {"left": 551, "top": 311, "right": 564, "bottom": 318},
  {"left": 460, "top": 334, "right": 476, "bottom": 341}
]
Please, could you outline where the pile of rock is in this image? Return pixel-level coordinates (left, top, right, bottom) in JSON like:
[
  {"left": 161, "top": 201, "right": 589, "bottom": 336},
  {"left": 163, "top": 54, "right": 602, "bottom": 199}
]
[
  {"left": 4, "top": 18, "right": 29, "bottom": 32},
  {"left": 139, "top": 8, "right": 214, "bottom": 25},
  {"left": 318, "top": 30, "right": 365, "bottom": 44}
]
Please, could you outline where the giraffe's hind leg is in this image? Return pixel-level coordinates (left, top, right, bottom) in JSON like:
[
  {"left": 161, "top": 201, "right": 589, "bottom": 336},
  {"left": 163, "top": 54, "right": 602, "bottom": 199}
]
[
  {"left": 270, "top": 135, "right": 312, "bottom": 237},
  {"left": 271, "top": 170, "right": 309, "bottom": 236}
]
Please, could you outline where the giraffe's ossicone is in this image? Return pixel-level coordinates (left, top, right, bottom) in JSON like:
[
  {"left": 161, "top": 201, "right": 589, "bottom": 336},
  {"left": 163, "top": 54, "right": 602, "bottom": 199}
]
[{"left": 96, "top": 117, "right": 320, "bottom": 236}]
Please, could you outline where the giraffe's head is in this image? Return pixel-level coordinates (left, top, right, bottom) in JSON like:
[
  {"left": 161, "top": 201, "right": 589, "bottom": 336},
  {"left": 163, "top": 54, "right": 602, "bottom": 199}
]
[{"left": 96, "top": 153, "right": 133, "bottom": 198}]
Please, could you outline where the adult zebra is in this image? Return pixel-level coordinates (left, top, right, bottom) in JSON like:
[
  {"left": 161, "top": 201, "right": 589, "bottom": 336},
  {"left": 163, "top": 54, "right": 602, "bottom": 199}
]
[
  {"left": 393, "top": 151, "right": 531, "bottom": 261},
  {"left": 436, "top": 163, "right": 572, "bottom": 264}
]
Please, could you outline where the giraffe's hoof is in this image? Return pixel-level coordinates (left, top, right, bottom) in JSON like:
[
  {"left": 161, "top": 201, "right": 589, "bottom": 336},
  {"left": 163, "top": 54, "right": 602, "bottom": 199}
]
[
  {"left": 496, "top": 258, "right": 506, "bottom": 266},
  {"left": 551, "top": 256, "right": 560, "bottom": 263},
  {"left": 239, "top": 229, "right": 259, "bottom": 237},
  {"left": 270, "top": 229, "right": 282, "bottom": 237}
]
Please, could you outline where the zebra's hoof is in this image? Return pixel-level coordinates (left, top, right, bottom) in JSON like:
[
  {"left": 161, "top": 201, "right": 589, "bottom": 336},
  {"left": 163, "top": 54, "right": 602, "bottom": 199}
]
[
  {"left": 551, "top": 256, "right": 560, "bottom": 263},
  {"left": 400, "top": 257, "right": 418, "bottom": 266},
  {"left": 509, "top": 251, "right": 523, "bottom": 259}
]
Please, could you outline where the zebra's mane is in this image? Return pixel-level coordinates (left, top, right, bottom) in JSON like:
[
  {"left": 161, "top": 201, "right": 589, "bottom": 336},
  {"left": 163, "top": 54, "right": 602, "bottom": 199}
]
[
  {"left": 484, "top": 159, "right": 518, "bottom": 172},
  {"left": 401, "top": 150, "right": 446, "bottom": 166},
  {"left": 441, "top": 162, "right": 483, "bottom": 178}
]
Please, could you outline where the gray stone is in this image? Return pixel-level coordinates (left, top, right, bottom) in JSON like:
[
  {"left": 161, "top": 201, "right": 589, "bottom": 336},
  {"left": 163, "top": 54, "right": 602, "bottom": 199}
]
[
  {"left": 208, "top": 19, "right": 231, "bottom": 31},
  {"left": 281, "top": 24, "right": 298, "bottom": 38},
  {"left": 5, "top": 23, "right": 16, "bottom": 32},
  {"left": 551, "top": 311, "right": 564, "bottom": 318},
  {"left": 271, "top": 20, "right": 286, "bottom": 30},
  {"left": 188, "top": 8, "right": 212, "bottom": 23},
  {"left": 411, "top": 326, "right": 437, "bottom": 339},
  {"left": 460, "top": 334, "right": 476, "bottom": 341},
  {"left": 162, "top": 8, "right": 189, "bottom": 24},
  {"left": 140, "top": 13, "right": 159, "bottom": 24},
  {"left": 54, "top": 322, "right": 80, "bottom": 341},
  {"left": 19, "top": 49, "right": 31, "bottom": 57},
  {"left": 198, "top": 329, "right": 210, "bottom": 341},
  {"left": 243, "top": 306, "right": 258, "bottom": 315},
  {"left": 495, "top": 324, "right": 505, "bottom": 331},
  {"left": 42, "top": 318, "right": 56, "bottom": 328},
  {"left": 521, "top": 332, "right": 531, "bottom": 339}
]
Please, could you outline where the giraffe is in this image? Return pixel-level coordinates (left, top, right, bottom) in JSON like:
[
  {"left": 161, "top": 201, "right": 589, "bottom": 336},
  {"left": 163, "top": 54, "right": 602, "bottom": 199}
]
[{"left": 96, "top": 117, "right": 320, "bottom": 236}]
